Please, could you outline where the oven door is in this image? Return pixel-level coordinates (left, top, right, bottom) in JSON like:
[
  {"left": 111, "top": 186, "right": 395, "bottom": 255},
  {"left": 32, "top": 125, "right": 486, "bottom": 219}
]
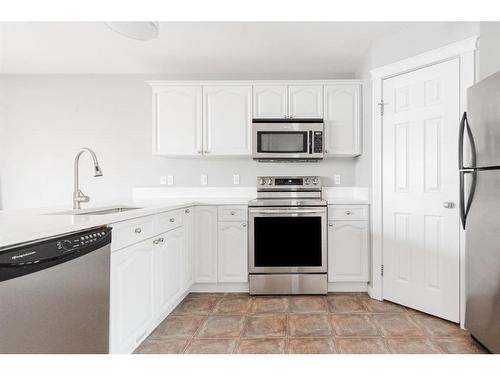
[
  {"left": 252, "top": 122, "right": 322, "bottom": 160},
  {"left": 248, "top": 206, "right": 327, "bottom": 273}
]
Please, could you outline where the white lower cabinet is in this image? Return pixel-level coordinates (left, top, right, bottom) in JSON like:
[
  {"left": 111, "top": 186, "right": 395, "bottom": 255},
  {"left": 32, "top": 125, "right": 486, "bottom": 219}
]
[
  {"left": 110, "top": 238, "right": 156, "bottom": 354},
  {"left": 218, "top": 221, "right": 248, "bottom": 282},
  {"left": 194, "top": 206, "right": 218, "bottom": 283},
  {"left": 182, "top": 207, "right": 195, "bottom": 289},
  {"left": 155, "top": 227, "right": 183, "bottom": 320},
  {"left": 328, "top": 219, "right": 369, "bottom": 282}
]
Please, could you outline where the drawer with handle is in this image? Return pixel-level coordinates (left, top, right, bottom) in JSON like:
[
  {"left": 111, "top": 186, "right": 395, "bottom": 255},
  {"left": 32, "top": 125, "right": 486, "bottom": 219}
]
[
  {"left": 110, "top": 216, "right": 155, "bottom": 251},
  {"left": 218, "top": 206, "right": 248, "bottom": 221},
  {"left": 328, "top": 205, "right": 368, "bottom": 221},
  {"left": 154, "top": 209, "right": 184, "bottom": 233}
]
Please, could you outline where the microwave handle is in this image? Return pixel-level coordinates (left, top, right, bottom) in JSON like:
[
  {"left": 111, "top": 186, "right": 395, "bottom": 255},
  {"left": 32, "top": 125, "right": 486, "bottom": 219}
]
[{"left": 308, "top": 130, "right": 312, "bottom": 154}]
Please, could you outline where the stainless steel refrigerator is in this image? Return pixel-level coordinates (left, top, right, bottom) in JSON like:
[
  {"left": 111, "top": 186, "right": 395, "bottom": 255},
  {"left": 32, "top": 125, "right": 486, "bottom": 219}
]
[{"left": 460, "top": 70, "right": 500, "bottom": 354}]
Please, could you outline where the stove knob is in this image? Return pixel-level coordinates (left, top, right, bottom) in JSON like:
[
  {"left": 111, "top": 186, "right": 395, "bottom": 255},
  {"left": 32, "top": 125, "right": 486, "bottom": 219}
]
[
  {"left": 304, "top": 178, "right": 311, "bottom": 185},
  {"left": 312, "top": 177, "right": 319, "bottom": 185},
  {"left": 266, "top": 178, "right": 273, "bottom": 185},
  {"left": 62, "top": 240, "right": 73, "bottom": 250},
  {"left": 258, "top": 177, "right": 266, "bottom": 185}
]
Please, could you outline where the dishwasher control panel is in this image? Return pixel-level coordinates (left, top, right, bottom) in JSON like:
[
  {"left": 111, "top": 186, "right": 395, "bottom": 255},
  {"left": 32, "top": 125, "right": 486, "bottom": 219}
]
[{"left": 0, "top": 227, "right": 111, "bottom": 267}]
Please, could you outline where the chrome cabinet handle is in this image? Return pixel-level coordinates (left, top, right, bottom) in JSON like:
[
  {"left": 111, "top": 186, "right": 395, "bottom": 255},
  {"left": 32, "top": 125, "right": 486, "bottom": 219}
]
[
  {"left": 169, "top": 218, "right": 175, "bottom": 222},
  {"left": 153, "top": 237, "right": 164, "bottom": 245},
  {"left": 345, "top": 211, "right": 352, "bottom": 215},
  {"left": 329, "top": 223, "right": 333, "bottom": 227},
  {"left": 205, "top": 150, "right": 211, "bottom": 154},
  {"left": 197, "top": 150, "right": 202, "bottom": 154},
  {"left": 134, "top": 227, "right": 142, "bottom": 234},
  {"left": 230, "top": 211, "right": 236, "bottom": 216},
  {"left": 443, "top": 201, "right": 455, "bottom": 209},
  {"left": 153, "top": 239, "right": 159, "bottom": 244},
  {"left": 158, "top": 237, "right": 164, "bottom": 242},
  {"left": 185, "top": 208, "right": 190, "bottom": 214},
  {"left": 242, "top": 223, "right": 247, "bottom": 227}
]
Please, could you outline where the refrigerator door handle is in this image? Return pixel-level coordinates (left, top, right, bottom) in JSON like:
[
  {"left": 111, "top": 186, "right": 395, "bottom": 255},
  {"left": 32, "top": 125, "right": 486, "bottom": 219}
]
[
  {"left": 459, "top": 112, "right": 477, "bottom": 170},
  {"left": 460, "top": 170, "right": 477, "bottom": 230}
]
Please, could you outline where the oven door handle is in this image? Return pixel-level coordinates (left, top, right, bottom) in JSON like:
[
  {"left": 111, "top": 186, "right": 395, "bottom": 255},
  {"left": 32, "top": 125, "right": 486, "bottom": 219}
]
[{"left": 252, "top": 209, "right": 326, "bottom": 215}]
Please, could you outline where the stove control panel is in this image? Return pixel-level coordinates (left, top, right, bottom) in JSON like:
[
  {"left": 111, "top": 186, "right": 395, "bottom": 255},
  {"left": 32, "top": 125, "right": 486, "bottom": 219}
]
[{"left": 257, "top": 176, "right": 321, "bottom": 189}]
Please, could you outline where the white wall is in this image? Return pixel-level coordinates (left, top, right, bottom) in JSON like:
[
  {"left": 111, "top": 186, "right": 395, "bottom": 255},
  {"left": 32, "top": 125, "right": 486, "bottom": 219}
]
[
  {"left": 0, "top": 75, "right": 357, "bottom": 210},
  {"left": 478, "top": 22, "right": 500, "bottom": 80},
  {"left": 354, "top": 22, "right": 481, "bottom": 187}
]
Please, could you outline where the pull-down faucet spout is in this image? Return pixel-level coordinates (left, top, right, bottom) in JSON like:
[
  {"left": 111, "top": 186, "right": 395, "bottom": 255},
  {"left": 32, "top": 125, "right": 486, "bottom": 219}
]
[{"left": 73, "top": 148, "right": 103, "bottom": 210}]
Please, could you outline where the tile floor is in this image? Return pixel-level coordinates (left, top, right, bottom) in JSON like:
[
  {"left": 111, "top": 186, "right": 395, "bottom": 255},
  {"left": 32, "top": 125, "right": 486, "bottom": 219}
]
[{"left": 135, "top": 292, "right": 488, "bottom": 354}]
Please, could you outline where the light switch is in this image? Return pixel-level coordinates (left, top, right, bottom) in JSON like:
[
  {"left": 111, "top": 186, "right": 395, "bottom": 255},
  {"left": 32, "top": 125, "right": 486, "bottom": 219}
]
[
  {"left": 201, "top": 174, "right": 208, "bottom": 185},
  {"left": 160, "top": 176, "right": 167, "bottom": 185},
  {"left": 167, "top": 175, "right": 174, "bottom": 185},
  {"left": 334, "top": 174, "right": 341, "bottom": 185},
  {"left": 233, "top": 174, "right": 240, "bottom": 185}
]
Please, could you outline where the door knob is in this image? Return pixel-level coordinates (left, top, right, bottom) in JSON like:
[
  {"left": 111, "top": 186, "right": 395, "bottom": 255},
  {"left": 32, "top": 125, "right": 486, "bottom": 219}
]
[{"left": 443, "top": 202, "right": 455, "bottom": 208}]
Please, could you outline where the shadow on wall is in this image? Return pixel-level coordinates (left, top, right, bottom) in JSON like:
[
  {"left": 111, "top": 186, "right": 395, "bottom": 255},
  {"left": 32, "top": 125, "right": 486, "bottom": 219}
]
[{"left": 0, "top": 176, "right": 3, "bottom": 210}]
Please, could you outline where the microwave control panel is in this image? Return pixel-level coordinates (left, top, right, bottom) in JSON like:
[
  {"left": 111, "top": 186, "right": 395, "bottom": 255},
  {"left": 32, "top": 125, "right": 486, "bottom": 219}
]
[{"left": 313, "top": 131, "right": 323, "bottom": 153}]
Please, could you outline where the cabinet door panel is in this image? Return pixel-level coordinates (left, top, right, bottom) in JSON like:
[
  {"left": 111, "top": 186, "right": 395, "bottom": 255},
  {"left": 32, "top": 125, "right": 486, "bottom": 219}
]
[
  {"left": 153, "top": 86, "right": 202, "bottom": 155},
  {"left": 288, "top": 85, "right": 323, "bottom": 118},
  {"left": 156, "top": 228, "right": 183, "bottom": 317},
  {"left": 218, "top": 221, "right": 248, "bottom": 282},
  {"left": 194, "top": 206, "right": 218, "bottom": 283},
  {"left": 204, "top": 86, "right": 252, "bottom": 155},
  {"left": 110, "top": 240, "right": 155, "bottom": 353},
  {"left": 253, "top": 85, "right": 288, "bottom": 119},
  {"left": 328, "top": 220, "right": 369, "bottom": 282},
  {"left": 324, "top": 85, "right": 361, "bottom": 156},
  {"left": 182, "top": 207, "right": 195, "bottom": 290}
]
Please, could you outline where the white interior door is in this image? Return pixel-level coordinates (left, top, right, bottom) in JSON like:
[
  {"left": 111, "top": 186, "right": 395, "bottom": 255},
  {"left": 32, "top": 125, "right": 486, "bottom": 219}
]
[{"left": 382, "top": 58, "right": 460, "bottom": 322}]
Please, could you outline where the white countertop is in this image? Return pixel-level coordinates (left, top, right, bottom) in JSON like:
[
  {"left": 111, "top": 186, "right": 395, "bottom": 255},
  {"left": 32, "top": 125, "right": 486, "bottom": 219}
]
[{"left": 0, "top": 186, "right": 370, "bottom": 250}]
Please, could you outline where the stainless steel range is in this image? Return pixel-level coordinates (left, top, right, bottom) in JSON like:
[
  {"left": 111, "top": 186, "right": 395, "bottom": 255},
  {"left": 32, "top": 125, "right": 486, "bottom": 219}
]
[{"left": 248, "top": 176, "right": 327, "bottom": 295}]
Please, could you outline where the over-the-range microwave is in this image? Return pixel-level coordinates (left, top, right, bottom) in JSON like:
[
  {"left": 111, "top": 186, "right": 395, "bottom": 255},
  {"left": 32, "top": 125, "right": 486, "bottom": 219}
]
[{"left": 252, "top": 119, "right": 324, "bottom": 162}]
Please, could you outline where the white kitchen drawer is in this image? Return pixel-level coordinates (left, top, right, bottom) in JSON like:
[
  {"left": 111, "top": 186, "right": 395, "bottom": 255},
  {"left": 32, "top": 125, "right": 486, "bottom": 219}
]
[
  {"left": 111, "top": 216, "right": 155, "bottom": 251},
  {"left": 154, "top": 209, "right": 184, "bottom": 234},
  {"left": 328, "top": 205, "right": 368, "bottom": 221},
  {"left": 218, "top": 206, "right": 248, "bottom": 221}
]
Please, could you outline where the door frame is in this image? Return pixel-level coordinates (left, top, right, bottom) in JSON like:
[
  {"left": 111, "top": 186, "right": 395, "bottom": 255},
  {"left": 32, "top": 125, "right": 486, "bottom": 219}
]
[{"left": 369, "top": 36, "right": 478, "bottom": 326}]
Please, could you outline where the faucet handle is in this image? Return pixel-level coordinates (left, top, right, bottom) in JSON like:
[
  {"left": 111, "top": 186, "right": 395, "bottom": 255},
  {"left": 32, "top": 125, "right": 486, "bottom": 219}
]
[{"left": 74, "top": 190, "right": 90, "bottom": 203}]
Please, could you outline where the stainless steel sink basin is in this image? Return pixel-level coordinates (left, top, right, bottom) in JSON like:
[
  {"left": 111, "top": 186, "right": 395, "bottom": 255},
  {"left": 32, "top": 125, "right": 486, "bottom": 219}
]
[{"left": 47, "top": 206, "right": 142, "bottom": 216}]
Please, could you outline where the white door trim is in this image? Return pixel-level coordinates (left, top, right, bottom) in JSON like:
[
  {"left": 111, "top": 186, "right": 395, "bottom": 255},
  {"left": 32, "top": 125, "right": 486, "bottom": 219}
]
[{"left": 369, "top": 36, "right": 478, "bottom": 327}]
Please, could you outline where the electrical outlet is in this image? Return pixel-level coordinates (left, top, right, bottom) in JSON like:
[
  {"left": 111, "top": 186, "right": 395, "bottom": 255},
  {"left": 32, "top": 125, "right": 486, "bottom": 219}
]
[
  {"left": 334, "top": 174, "right": 341, "bottom": 185},
  {"left": 201, "top": 174, "right": 208, "bottom": 185},
  {"left": 233, "top": 174, "right": 240, "bottom": 185},
  {"left": 160, "top": 176, "right": 167, "bottom": 185},
  {"left": 167, "top": 175, "right": 174, "bottom": 185}
]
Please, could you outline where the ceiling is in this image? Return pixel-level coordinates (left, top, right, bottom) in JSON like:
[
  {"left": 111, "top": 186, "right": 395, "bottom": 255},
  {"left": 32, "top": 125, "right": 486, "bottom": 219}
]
[{"left": 0, "top": 22, "right": 413, "bottom": 76}]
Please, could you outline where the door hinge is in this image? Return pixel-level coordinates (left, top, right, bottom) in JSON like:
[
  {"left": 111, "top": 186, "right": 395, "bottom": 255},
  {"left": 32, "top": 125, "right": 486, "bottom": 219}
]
[
  {"left": 381, "top": 264, "right": 384, "bottom": 277},
  {"left": 378, "top": 100, "right": 387, "bottom": 117}
]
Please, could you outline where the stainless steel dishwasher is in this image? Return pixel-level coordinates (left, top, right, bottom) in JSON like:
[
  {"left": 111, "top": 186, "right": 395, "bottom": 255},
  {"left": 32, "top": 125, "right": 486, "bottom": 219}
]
[{"left": 0, "top": 226, "right": 111, "bottom": 353}]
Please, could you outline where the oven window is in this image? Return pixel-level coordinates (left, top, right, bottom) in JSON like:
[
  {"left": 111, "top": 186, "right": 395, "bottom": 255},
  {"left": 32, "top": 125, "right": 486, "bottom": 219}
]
[
  {"left": 257, "top": 132, "right": 308, "bottom": 153},
  {"left": 254, "top": 216, "right": 322, "bottom": 267}
]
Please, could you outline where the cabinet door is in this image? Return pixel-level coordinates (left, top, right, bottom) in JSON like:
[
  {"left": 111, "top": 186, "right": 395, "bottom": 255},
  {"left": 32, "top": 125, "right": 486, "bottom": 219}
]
[
  {"left": 182, "top": 207, "right": 195, "bottom": 290},
  {"left": 203, "top": 85, "right": 252, "bottom": 155},
  {"left": 328, "top": 220, "right": 369, "bottom": 282},
  {"left": 218, "top": 221, "right": 248, "bottom": 282},
  {"left": 288, "top": 85, "right": 323, "bottom": 118},
  {"left": 194, "top": 206, "right": 218, "bottom": 283},
  {"left": 323, "top": 85, "right": 361, "bottom": 156},
  {"left": 155, "top": 228, "right": 183, "bottom": 318},
  {"left": 152, "top": 85, "right": 203, "bottom": 156},
  {"left": 253, "top": 85, "right": 288, "bottom": 119},
  {"left": 110, "top": 239, "right": 155, "bottom": 353}
]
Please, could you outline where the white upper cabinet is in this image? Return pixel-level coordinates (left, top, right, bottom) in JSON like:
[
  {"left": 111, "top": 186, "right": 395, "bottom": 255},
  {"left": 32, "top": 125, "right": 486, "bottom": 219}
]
[
  {"left": 217, "top": 221, "right": 248, "bottom": 283},
  {"left": 203, "top": 85, "right": 252, "bottom": 155},
  {"left": 288, "top": 85, "right": 323, "bottom": 119},
  {"left": 253, "top": 85, "right": 288, "bottom": 119},
  {"left": 253, "top": 84, "right": 323, "bottom": 119},
  {"left": 324, "top": 84, "right": 361, "bottom": 156},
  {"left": 152, "top": 85, "right": 203, "bottom": 156}
]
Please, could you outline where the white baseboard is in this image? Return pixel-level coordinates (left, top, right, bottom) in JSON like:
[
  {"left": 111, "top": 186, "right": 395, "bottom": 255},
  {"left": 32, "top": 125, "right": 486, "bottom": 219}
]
[
  {"left": 328, "top": 282, "right": 368, "bottom": 292},
  {"left": 190, "top": 282, "right": 249, "bottom": 293}
]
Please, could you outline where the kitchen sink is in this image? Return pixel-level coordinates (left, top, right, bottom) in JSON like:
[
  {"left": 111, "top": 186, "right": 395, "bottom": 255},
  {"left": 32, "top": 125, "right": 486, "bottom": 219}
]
[{"left": 47, "top": 206, "right": 142, "bottom": 216}]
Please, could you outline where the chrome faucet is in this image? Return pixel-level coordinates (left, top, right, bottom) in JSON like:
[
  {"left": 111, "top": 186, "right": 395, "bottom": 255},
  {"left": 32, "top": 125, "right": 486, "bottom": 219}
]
[{"left": 73, "top": 148, "right": 103, "bottom": 209}]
